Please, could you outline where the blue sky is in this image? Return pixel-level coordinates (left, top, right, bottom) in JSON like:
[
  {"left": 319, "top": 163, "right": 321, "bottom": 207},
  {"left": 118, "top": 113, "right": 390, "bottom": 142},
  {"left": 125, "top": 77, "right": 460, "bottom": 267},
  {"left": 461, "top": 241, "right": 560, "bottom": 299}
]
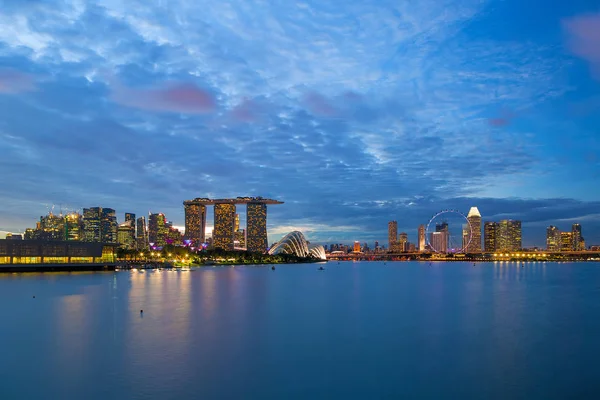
[{"left": 0, "top": 0, "right": 599, "bottom": 247}]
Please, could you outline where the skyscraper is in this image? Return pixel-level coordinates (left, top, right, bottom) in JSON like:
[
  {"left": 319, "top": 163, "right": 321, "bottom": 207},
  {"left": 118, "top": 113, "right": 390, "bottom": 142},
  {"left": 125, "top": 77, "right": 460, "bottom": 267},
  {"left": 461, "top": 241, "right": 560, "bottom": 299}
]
[
  {"left": 388, "top": 221, "right": 397, "bottom": 249},
  {"left": 546, "top": 226, "right": 561, "bottom": 252},
  {"left": 353, "top": 241, "right": 361, "bottom": 252},
  {"left": 65, "top": 213, "right": 84, "bottom": 241},
  {"left": 484, "top": 222, "right": 497, "bottom": 252},
  {"left": 561, "top": 231, "right": 573, "bottom": 252},
  {"left": 466, "top": 207, "right": 482, "bottom": 253},
  {"left": 183, "top": 202, "right": 207, "bottom": 246},
  {"left": 398, "top": 232, "right": 408, "bottom": 252},
  {"left": 418, "top": 224, "right": 426, "bottom": 251},
  {"left": 496, "top": 220, "right": 521, "bottom": 252},
  {"left": 429, "top": 231, "right": 447, "bottom": 253},
  {"left": 136, "top": 216, "right": 147, "bottom": 249},
  {"left": 118, "top": 220, "right": 136, "bottom": 249},
  {"left": 148, "top": 213, "right": 168, "bottom": 247},
  {"left": 125, "top": 213, "right": 136, "bottom": 223},
  {"left": 100, "top": 208, "right": 117, "bottom": 244},
  {"left": 213, "top": 203, "right": 236, "bottom": 250},
  {"left": 572, "top": 224, "right": 582, "bottom": 251},
  {"left": 83, "top": 207, "right": 102, "bottom": 242},
  {"left": 246, "top": 202, "right": 268, "bottom": 253}
]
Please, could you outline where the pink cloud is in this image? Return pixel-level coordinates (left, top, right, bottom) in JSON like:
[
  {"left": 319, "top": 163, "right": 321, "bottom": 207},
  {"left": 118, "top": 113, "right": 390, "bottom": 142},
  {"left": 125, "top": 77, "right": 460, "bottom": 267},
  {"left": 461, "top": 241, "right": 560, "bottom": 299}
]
[
  {"left": 0, "top": 69, "right": 36, "bottom": 94},
  {"left": 111, "top": 82, "right": 216, "bottom": 114},
  {"left": 303, "top": 92, "right": 337, "bottom": 116},
  {"left": 488, "top": 109, "right": 517, "bottom": 128},
  {"left": 563, "top": 13, "right": 600, "bottom": 78},
  {"left": 231, "top": 98, "right": 259, "bottom": 122}
]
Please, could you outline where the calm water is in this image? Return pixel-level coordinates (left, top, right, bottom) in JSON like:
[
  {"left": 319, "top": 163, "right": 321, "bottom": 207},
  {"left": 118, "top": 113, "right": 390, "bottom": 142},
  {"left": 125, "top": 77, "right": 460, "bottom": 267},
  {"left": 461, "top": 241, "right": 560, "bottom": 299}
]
[{"left": 1, "top": 261, "right": 600, "bottom": 399}]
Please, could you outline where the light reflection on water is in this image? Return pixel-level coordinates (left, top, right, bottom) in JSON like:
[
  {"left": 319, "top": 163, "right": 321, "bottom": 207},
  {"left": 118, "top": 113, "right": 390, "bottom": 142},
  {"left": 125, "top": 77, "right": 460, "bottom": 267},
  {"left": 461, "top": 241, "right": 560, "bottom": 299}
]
[{"left": 1, "top": 262, "right": 600, "bottom": 399}]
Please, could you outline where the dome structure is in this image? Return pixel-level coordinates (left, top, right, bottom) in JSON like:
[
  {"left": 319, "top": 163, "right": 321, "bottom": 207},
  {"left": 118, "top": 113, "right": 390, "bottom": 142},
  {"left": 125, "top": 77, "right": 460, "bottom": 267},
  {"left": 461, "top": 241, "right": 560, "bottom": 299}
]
[{"left": 268, "top": 231, "right": 326, "bottom": 260}]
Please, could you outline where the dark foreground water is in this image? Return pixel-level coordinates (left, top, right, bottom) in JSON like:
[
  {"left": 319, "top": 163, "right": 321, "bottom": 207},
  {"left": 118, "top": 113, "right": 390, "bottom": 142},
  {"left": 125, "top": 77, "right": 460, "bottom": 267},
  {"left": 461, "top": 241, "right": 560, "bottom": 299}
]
[{"left": 1, "top": 261, "right": 600, "bottom": 399}]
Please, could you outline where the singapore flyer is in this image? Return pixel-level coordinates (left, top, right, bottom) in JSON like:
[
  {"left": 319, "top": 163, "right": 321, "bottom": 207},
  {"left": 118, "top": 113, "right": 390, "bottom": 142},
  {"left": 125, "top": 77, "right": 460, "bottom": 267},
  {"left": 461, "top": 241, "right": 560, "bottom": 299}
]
[{"left": 425, "top": 209, "right": 472, "bottom": 253}]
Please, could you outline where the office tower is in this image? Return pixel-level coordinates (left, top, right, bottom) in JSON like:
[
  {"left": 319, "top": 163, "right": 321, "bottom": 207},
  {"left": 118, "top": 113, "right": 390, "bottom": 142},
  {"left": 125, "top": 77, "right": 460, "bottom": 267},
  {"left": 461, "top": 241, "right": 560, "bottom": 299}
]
[
  {"left": 64, "top": 213, "right": 83, "bottom": 241},
  {"left": 117, "top": 221, "right": 136, "bottom": 249},
  {"left": 496, "top": 220, "right": 522, "bottom": 252},
  {"left": 125, "top": 213, "right": 136, "bottom": 223},
  {"left": 246, "top": 202, "right": 268, "bottom": 252},
  {"left": 418, "top": 225, "right": 426, "bottom": 251},
  {"left": 136, "top": 216, "right": 147, "bottom": 249},
  {"left": 83, "top": 207, "right": 102, "bottom": 242},
  {"left": 484, "top": 222, "right": 497, "bottom": 252},
  {"left": 429, "top": 231, "right": 447, "bottom": 253},
  {"left": 388, "top": 221, "right": 398, "bottom": 249},
  {"left": 561, "top": 232, "right": 573, "bottom": 252},
  {"left": 546, "top": 226, "right": 561, "bottom": 252},
  {"left": 466, "top": 207, "right": 482, "bottom": 253},
  {"left": 435, "top": 222, "right": 449, "bottom": 251},
  {"left": 374, "top": 240, "right": 379, "bottom": 250},
  {"left": 213, "top": 203, "right": 236, "bottom": 250},
  {"left": 183, "top": 202, "right": 206, "bottom": 245},
  {"left": 100, "top": 208, "right": 117, "bottom": 244},
  {"left": 148, "top": 213, "right": 168, "bottom": 247},
  {"left": 167, "top": 225, "right": 183, "bottom": 246},
  {"left": 37, "top": 212, "right": 66, "bottom": 241},
  {"left": 572, "top": 224, "right": 582, "bottom": 251},
  {"left": 399, "top": 232, "right": 408, "bottom": 252},
  {"left": 353, "top": 241, "right": 361, "bottom": 252},
  {"left": 234, "top": 229, "right": 246, "bottom": 250}
]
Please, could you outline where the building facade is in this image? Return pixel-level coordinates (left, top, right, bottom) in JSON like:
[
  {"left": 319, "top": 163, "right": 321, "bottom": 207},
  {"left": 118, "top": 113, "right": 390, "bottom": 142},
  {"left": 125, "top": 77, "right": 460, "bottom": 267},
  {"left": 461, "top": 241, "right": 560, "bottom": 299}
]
[
  {"left": 136, "top": 216, "right": 147, "bottom": 249},
  {"left": 484, "top": 222, "right": 497, "bottom": 252},
  {"left": 213, "top": 203, "right": 236, "bottom": 250},
  {"left": 546, "top": 226, "right": 561, "bottom": 252},
  {"left": 418, "top": 224, "right": 426, "bottom": 251},
  {"left": 246, "top": 202, "right": 268, "bottom": 253},
  {"left": 388, "top": 221, "right": 398, "bottom": 249},
  {"left": 466, "top": 207, "right": 482, "bottom": 253},
  {"left": 148, "top": 213, "right": 168, "bottom": 247},
  {"left": 572, "top": 224, "right": 583, "bottom": 251},
  {"left": 496, "top": 220, "right": 522, "bottom": 252},
  {"left": 183, "top": 203, "right": 206, "bottom": 246}
]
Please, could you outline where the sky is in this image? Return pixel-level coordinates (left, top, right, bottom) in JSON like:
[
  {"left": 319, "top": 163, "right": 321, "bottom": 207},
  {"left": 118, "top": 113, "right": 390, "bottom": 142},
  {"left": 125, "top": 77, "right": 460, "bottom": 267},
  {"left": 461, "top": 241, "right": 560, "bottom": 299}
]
[{"left": 0, "top": 0, "right": 599, "bottom": 247}]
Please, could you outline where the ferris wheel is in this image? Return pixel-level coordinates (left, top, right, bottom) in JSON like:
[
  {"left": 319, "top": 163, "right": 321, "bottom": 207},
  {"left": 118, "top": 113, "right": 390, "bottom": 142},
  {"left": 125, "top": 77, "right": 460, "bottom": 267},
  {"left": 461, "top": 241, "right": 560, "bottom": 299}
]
[{"left": 425, "top": 209, "right": 472, "bottom": 253}]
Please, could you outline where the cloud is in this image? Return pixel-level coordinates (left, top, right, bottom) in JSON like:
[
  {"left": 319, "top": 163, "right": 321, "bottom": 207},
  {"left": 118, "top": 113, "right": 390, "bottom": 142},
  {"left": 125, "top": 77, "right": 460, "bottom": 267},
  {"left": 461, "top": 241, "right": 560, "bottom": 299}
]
[
  {"left": 111, "top": 81, "right": 216, "bottom": 114},
  {"left": 563, "top": 13, "right": 600, "bottom": 78},
  {"left": 0, "top": 69, "right": 36, "bottom": 94},
  {"left": 303, "top": 92, "right": 337, "bottom": 116}
]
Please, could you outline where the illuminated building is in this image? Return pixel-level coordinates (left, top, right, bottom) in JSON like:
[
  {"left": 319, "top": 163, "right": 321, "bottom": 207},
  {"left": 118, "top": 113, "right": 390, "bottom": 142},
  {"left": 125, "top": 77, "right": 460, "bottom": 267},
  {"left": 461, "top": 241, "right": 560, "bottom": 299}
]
[
  {"left": 246, "top": 202, "right": 268, "bottom": 253},
  {"left": 353, "top": 241, "right": 361, "bottom": 252},
  {"left": 435, "top": 222, "right": 449, "bottom": 252},
  {"left": 234, "top": 229, "right": 246, "bottom": 250},
  {"left": 484, "top": 222, "right": 497, "bottom": 252},
  {"left": 5, "top": 233, "right": 22, "bottom": 240},
  {"left": 268, "top": 231, "right": 326, "bottom": 260},
  {"left": 398, "top": 232, "right": 408, "bottom": 252},
  {"left": 183, "top": 197, "right": 283, "bottom": 251},
  {"left": 36, "top": 212, "right": 66, "bottom": 241},
  {"left": 167, "top": 226, "right": 183, "bottom": 246},
  {"left": 466, "top": 207, "right": 482, "bottom": 253},
  {"left": 136, "top": 216, "right": 147, "bottom": 249},
  {"left": 117, "top": 221, "right": 136, "bottom": 249},
  {"left": 561, "top": 232, "right": 573, "bottom": 252},
  {"left": 65, "top": 213, "right": 83, "bottom": 241},
  {"left": 213, "top": 203, "right": 236, "bottom": 250},
  {"left": 572, "top": 224, "right": 583, "bottom": 251},
  {"left": 546, "top": 226, "right": 561, "bottom": 252},
  {"left": 100, "top": 208, "right": 117, "bottom": 244},
  {"left": 496, "top": 220, "right": 521, "bottom": 252},
  {"left": 125, "top": 213, "right": 136, "bottom": 223},
  {"left": 429, "top": 231, "right": 447, "bottom": 253},
  {"left": 83, "top": 208, "right": 102, "bottom": 242},
  {"left": 0, "top": 239, "right": 116, "bottom": 268},
  {"left": 148, "top": 213, "right": 168, "bottom": 247},
  {"left": 183, "top": 202, "right": 206, "bottom": 246},
  {"left": 388, "top": 221, "right": 397, "bottom": 249},
  {"left": 418, "top": 225, "right": 426, "bottom": 251}
]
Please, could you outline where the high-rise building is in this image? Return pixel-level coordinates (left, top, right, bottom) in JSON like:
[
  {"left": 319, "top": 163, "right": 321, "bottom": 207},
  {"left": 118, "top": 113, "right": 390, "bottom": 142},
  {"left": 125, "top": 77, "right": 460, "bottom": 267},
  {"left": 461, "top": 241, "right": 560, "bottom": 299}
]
[
  {"left": 213, "top": 203, "right": 236, "bottom": 250},
  {"left": 484, "top": 222, "right": 497, "bottom": 252},
  {"left": 466, "top": 207, "right": 482, "bottom": 253},
  {"left": 572, "top": 224, "right": 582, "bottom": 251},
  {"left": 125, "top": 213, "right": 136, "bottom": 223},
  {"left": 136, "top": 216, "right": 147, "bottom": 249},
  {"left": 561, "top": 231, "right": 573, "bottom": 252},
  {"left": 353, "top": 241, "right": 361, "bottom": 252},
  {"left": 388, "top": 221, "right": 398, "bottom": 249},
  {"left": 435, "top": 222, "right": 449, "bottom": 252},
  {"left": 496, "top": 220, "right": 521, "bottom": 252},
  {"left": 100, "top": 208, "right": 117, "bottom": 244},
  {"left": 148, "top": 213, "right": 168, "bottom": 247},
  {"left": 398, "top": 232, "right": 408, "bottom": 252},
  {"left": 234, "top": 229, "right": 246, "bottom": 250},
  {"left": 429, "top": 231, "right": 447, "bottom": 253},
  {"left": 183, "top": 202, "right": 206, "bottom": 246},
  {"left": 418, "top": 225, "right": 426, "bottom": 251},
  {"left": 246, "top": 202, "right": 268, "bottom": 253},
  {"left": 546, "top": 226, "right": 561, "bottom": 252},
  {"left": 83, "top": 207, "right": 102, "bottom": 242},
  {"left": 117, "top": 220, "right": 136, "bottom": 249}
]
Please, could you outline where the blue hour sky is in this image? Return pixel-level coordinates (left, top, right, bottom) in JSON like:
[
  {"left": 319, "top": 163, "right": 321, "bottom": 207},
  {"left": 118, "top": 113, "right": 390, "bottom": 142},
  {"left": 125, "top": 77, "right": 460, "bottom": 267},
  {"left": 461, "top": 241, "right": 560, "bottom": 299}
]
[{"left": 0, "top": 0, "right": 599, "bottom": 247}]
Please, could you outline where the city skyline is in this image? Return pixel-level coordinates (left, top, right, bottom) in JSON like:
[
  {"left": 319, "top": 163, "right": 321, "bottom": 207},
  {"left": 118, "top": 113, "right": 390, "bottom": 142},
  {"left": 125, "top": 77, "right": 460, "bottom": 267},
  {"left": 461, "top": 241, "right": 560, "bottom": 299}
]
[{"left": 0, "top": 1, "right": 599, "bottom": 246}]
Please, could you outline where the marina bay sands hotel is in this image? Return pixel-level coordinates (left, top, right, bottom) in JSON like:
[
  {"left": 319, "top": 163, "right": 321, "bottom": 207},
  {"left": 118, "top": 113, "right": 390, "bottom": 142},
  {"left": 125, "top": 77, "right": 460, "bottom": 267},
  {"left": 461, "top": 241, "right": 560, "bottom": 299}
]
[{"left": 183, "top": 197, "right": 283, "bottom": 252}]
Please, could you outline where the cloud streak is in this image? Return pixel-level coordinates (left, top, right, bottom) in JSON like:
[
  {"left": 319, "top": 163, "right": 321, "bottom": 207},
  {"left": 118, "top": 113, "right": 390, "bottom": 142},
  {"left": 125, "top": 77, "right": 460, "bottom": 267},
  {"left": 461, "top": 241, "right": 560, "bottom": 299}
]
[
  {"left": 0, "top": 69, "right": 36, "bottom": 94},
  {"left": 563, "top": 13, "right": 600, "bottom": 79}
]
